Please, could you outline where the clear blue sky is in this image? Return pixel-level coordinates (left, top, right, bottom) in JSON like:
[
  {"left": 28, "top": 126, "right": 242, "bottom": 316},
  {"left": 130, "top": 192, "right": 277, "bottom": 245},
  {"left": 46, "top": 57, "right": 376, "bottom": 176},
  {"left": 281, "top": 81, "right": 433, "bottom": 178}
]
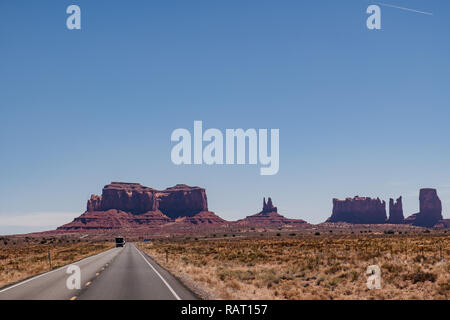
[{"left": 1, "top": 0, "right": 449, "bottom": 234}]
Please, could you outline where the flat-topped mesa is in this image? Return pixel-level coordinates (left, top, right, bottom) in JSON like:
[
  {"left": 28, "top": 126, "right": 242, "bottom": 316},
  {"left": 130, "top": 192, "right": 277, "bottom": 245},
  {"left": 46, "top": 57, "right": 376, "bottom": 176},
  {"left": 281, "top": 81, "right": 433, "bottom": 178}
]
[
  {"left": 405, "top": 188, "right": 443, "bottom": 228},
  {"left": 262, "top": 197, "right": 277, "bottom": 213},
  {"left": 327, "top": 196, "right": 387, "bottom": 224},
  {"left": 87, "top": 182, "right": 158, "bottom": 214},
  {"left": 86, "top": 182, "right": 208, "bottom": 218},
  {"left": 387, "top": 197, "right": 404, "bottom": 224}
]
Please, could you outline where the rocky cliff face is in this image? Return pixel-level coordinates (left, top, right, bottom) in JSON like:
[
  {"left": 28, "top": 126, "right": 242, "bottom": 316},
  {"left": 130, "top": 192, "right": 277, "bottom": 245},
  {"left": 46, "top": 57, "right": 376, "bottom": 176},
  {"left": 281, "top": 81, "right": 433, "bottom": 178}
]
[
  {"left": 404, "top": 189, "right": 443, "bottom": 228},
  {"left": 157, "top": 184, "right": 208, "bottom": 219},
  {"left": 236, "top": 197, "right": 308, "bottom": 227},
  {"left": 59, "top": 182, "right": 213, "bottom": 231},
  {"left": 86, "top": 182, "right": 208, "bottom": 218},
  {"left": 87, "top": 183, "right": 158, "bottom": 213},
  {"left": 387, "top": 197, "right": 404, "bottom": 224},
  {"left": 327, "top": 196, "right": 387, "bottom": 224}
]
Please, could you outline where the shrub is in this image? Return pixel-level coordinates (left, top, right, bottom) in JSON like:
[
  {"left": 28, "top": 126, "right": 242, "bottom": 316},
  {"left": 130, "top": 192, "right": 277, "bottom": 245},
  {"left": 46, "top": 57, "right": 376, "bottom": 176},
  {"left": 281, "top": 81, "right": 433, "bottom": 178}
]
[{"left": 404, "top": 270, "right": 437, "bottom": 283}]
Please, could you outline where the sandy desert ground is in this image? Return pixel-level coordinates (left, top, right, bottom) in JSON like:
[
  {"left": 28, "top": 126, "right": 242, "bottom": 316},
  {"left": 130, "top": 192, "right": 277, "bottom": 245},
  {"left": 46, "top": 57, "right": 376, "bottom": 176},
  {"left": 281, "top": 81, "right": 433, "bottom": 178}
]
[
  {"left": 1, "top": 229, "right": 449, "bottom": 300},
  {"left": 0, "top": 236, "right": 113, "bottom": 289},
  {"left": 139, "top": 231, "right": 450, "bottom": 300}
]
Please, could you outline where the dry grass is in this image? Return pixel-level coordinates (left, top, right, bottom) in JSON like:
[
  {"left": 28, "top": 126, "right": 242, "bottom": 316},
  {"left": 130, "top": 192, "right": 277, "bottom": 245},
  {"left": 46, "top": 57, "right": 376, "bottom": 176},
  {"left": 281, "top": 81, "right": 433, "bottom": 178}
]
[
  {"left": 139, "top": 234, "right": 450, "bottom": 300},
  {"left": 0, "top": 236, "right": 114, "bottom": 288}
]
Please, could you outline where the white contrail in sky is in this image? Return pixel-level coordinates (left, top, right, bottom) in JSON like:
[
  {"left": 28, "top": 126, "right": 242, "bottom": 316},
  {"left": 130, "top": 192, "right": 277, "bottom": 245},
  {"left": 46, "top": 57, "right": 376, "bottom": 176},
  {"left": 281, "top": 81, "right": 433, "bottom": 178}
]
[{"left": 375, "top": 2, "right": 433, "bottom": 16}]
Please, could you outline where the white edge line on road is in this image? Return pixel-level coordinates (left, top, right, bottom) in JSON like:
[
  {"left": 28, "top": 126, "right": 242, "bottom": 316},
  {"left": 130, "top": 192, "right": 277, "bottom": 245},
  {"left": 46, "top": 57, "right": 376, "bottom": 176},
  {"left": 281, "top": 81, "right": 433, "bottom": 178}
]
[
  {"left": 134, "top": 245, "right": 181, "bottom": 300},
  {"left": 0, "top": 247, "right": 116, "bottom": 294}
]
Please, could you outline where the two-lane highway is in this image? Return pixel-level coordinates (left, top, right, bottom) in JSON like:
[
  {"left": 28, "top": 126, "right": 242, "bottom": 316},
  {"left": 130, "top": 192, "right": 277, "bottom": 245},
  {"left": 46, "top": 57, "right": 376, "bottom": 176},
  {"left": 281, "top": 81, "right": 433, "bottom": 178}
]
[{"left": 0, "top": 243, "right": 197, "bottom": 300}]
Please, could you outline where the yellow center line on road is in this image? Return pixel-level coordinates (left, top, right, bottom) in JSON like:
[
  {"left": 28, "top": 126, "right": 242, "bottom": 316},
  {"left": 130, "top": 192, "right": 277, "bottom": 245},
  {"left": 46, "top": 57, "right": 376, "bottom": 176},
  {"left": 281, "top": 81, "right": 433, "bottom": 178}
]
[{"left": 85, "top": 281, "right": 91, "bottom": 287}]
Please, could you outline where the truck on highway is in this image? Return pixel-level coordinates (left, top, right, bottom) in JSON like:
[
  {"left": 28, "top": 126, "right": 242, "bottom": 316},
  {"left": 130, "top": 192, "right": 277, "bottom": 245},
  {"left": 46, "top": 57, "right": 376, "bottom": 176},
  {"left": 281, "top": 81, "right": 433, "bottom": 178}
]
[{"left": 115, "top": 237, "right": 125, "bottom": 247}]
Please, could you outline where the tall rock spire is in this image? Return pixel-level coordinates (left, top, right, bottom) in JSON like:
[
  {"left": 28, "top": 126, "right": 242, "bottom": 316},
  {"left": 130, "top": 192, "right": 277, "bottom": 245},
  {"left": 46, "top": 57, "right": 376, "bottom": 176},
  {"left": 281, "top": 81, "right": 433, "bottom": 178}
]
[
  {"left": 261, "top": 197, "right": 277, "bottom": 213},
  {"left": 387, "top": 197, "right": 404, "bottom": 224}
]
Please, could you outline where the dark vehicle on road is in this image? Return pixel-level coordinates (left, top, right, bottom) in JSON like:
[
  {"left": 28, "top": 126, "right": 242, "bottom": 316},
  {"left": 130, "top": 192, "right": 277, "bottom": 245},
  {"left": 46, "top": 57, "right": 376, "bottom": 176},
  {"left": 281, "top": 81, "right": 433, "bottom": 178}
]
[{"left": 115, "top": 237, "right": 125, "bottom": 247}]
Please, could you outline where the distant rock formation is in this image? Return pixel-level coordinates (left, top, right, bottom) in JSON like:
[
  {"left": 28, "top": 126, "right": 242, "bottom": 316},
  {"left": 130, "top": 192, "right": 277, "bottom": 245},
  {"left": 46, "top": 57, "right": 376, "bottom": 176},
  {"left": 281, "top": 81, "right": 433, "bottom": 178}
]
[
  {"left": 87, "top": 183, "right": 158, "bottom": 213},
  {"left": 58, "top": 186, "right": 312, "bottom": 232},
  {"left": 55, "top": 182, "right": 447, "bottom": 234},
  {"left": 262, "top": 197, "right": 277, "bottom": 213},
  {"left": 326, "top": 189, "right": 445, "bottom": 228},
  {"left": 404, "top": 189, "right": 443, "bottom": 228},
  {"left": 59, "top": 182, "right": 216, "bottom": 231},
  {"left": 327, "top": 196, "right": 387, "bottom": 224},
  {"left": 157, "top": 184, "right": 209, "bottom": 219},
  {"left": 387, "top": 197, "right": 404, "bottom": 224},
  {"left": 236, "top": 197, "right": 308, "bottom": 227},
  {"left": 86, "top": 182, "right": 208, "bottom": 218}
]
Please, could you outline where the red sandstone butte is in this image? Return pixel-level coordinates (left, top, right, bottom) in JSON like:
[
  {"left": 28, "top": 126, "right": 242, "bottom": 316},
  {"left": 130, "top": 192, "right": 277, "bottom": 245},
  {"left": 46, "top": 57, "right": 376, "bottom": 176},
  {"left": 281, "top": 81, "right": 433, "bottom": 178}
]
[
  {"left": 86, "top": 182, "right": 208, "bottom": 218},
  {"left": 236, "top": 197, "right": 308, "bottom": 227},
  {"left": 327, "top": 196, "right": 387, "bottom": 224},
  {"left": 58, "top": 182, "right": 218, "bottom": 231},
  {"left": 404, "top": 188, "right": 443, "bottom": 228}
]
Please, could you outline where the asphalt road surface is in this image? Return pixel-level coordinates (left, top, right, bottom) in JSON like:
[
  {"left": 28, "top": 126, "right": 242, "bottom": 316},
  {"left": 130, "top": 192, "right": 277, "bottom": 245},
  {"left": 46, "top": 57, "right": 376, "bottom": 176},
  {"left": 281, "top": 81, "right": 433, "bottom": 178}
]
[{"left": 0, "top": 243, "right": 197, "bottom": 300}]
